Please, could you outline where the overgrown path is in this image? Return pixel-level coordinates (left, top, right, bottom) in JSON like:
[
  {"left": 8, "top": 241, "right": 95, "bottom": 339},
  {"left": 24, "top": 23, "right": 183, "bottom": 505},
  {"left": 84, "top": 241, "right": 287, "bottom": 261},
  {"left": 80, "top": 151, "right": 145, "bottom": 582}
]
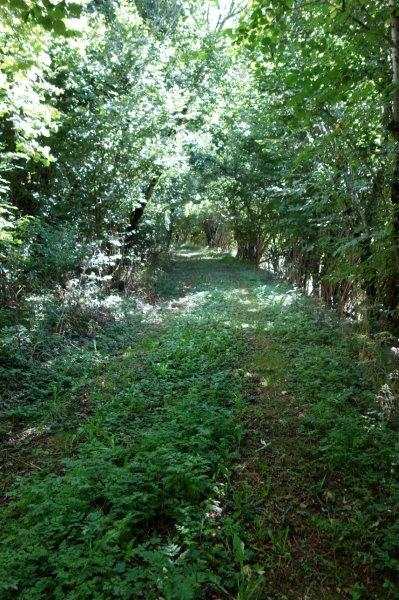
[{"left": 0, "top": 250, "right": 397, "bottom": 599}]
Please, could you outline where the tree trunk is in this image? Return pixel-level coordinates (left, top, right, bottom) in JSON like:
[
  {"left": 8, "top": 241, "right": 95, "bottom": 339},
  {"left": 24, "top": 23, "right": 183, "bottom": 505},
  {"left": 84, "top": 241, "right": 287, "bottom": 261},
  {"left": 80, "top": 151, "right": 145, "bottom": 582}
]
[
  {"left": 235, "top": 232, "right": 263, "bottom": 265},
  {"left": 124, "top": 176, "right": 159, "bottom": 251},
  {"left": 203, "top": 218, "right": 219, "bottom": 247},
  {"left": 111, "top": 175, "right": 160, "bottom": 290},
  {"left": 166, "top": 207, "right": 175, "bottom": 249}
]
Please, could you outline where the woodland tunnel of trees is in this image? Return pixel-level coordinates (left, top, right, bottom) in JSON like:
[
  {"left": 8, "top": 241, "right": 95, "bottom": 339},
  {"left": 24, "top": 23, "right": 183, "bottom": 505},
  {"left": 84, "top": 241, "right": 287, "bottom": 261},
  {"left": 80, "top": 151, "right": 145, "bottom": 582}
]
[
  {"left": 2, "top": 0, "right": 399, "bottom": 324},
  {"left": 0, "top": 1, "right": 398, "bottom": 599}
]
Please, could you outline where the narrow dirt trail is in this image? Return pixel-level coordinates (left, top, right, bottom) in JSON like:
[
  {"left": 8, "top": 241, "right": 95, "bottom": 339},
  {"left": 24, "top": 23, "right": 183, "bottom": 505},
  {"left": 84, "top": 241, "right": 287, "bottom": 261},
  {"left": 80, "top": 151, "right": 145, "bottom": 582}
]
[
  {"left": 0, "top": 250, "right": 396, "bottom": 599},
  {"left": 158, "top": 251, "right": 397, "bottom": 599}
]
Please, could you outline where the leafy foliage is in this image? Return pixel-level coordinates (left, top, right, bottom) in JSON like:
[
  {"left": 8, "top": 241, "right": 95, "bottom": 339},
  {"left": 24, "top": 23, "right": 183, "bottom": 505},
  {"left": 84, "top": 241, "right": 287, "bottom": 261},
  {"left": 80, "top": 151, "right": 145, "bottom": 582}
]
[{"left": 1, "top": 0, "right": 399, "bottom": 597}]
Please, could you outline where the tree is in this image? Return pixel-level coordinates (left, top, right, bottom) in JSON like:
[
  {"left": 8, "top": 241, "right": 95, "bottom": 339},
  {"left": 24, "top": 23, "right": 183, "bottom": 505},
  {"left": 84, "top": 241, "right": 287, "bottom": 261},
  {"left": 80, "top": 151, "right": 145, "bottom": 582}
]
[{"left": 234, "top": 0, "right": 397, "bottom": 320}]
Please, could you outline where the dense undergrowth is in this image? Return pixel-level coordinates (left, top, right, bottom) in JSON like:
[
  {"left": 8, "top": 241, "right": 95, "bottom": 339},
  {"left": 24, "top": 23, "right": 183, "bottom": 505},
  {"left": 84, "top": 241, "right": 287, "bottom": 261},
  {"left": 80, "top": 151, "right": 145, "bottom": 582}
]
[
  {"left": 2, "top": 2, "right": 399, "bottom": 597},
  {"left": 0, "top": 250, "right": 398, "bottom": 598}
]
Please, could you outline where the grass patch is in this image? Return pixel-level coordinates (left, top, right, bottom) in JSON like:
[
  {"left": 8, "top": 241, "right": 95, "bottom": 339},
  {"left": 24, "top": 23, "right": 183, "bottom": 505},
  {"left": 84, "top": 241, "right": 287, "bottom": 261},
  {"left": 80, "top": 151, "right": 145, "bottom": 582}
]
[
  {"left": 0, "top": 249, "right": 397, "bottom": 598},
  {"left": 235, "top": 284, "right": 398, "bottom": 599}
]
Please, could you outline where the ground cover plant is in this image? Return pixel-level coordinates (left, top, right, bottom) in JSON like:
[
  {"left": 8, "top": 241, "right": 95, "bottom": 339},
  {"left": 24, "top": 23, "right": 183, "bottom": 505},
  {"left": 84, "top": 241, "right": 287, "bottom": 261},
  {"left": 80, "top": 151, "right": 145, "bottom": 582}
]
[
  {"left": 1, "top": 0, "right": 399, "bottom": 597},
  {"left": 0, "top": 251, "right": 397, "bottom": 598}
]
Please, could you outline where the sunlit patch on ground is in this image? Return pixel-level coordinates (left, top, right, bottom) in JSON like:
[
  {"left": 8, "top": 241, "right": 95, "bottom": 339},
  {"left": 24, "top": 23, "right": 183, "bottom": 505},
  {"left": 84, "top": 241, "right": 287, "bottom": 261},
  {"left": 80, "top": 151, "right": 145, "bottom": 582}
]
[
  {"left": 166, "top": 290, "right": 209, "bottom": 312},
  {"left": 175, "top": 249, "right": 206, "bottom": 258},
  {"left": 253, "top": 285, "right": 300, "bottom": 308},
  {"left": 6, "top": 425, "right": 50, "bottom": 445}
]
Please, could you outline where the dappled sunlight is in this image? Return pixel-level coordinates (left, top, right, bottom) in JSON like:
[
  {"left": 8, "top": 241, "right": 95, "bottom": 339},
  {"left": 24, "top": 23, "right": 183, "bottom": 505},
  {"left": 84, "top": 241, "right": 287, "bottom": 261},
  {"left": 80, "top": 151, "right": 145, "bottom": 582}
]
[
  {"left": 165, "top": 290, "right": 210, "bottom": 312},
  {"left": 240, "top": 322, "right": 256, "bottom": 329},
  {"left": 3, "top": 0, "right": 397, "bottom": 592},
  {"left": 7, "top": 425, "right": 50, "bottom": 446},
  {"left": 174, "top": 247, "right": 231, "bottom": 260},
  {"left": 253, "top": 285, "right": 300, "bottom": 308},
  {"left": 175, "top": 249, "right": 207, "bottom": 258},
  {"left": 150, "top": 259, "right": 306, "bottom": 339},
  {"left": 3, "top": 250, "right": 398, "bottom": 600},
  {"left": 261, "top": 320, "right": 277, "bottom": 332},
  {"left": 239, "top": 298, "right": 252, "bottom": 305},
  {"left": 135, "top": 299, "right": 163, "bottom": 324},
  {"left": 19, "top": 258, "right": 305, "bottom": 347},
  {"left": 223, "top": 288, "right": 249, "bottom": 300}
]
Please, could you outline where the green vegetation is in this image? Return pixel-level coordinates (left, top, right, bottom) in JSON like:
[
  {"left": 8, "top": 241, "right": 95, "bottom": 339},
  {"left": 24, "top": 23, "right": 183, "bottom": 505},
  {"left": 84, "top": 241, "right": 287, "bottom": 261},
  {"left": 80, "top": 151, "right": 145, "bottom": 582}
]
[
  {"left": 1, "top": 0, "right": 399, "bottom": 597},
  {"left": 1, "top": 251, "right": 398, "bottom": 598}
]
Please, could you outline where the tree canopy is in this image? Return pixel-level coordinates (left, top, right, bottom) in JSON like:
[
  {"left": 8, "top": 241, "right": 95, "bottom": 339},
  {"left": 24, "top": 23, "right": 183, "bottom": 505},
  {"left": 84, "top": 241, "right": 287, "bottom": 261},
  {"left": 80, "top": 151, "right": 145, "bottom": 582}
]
[
  {"left": 1, "top": 1, "right": 399, "bottom": 598},
  {"left": 2, "top": 0, "right": 399, "bottom": 325}
]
